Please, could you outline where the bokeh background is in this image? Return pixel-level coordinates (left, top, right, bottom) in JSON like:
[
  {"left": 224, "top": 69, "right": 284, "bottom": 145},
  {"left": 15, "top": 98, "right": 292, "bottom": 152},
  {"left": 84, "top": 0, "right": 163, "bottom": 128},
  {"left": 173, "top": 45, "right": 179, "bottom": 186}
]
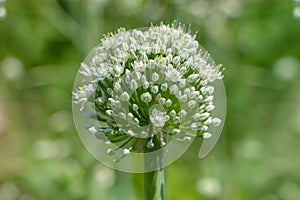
[{"left": 1, "top": 0, "right": 300, "bottom": 199}]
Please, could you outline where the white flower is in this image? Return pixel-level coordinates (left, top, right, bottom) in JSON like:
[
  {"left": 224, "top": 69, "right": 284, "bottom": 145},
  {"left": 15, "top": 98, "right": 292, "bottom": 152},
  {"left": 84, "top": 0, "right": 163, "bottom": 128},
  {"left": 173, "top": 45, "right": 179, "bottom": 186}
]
[
  {"left": 73, "top": 83, "right": 96, "bottom": 111},
  {"left": 150, "top": 109, "right": 170, "bottom": 128},
  {"left": 165, "top": 68, "right": 182, "bottom": 82},
  {"left": 73, "top": 22, "right": 224, "bottom": 161}
]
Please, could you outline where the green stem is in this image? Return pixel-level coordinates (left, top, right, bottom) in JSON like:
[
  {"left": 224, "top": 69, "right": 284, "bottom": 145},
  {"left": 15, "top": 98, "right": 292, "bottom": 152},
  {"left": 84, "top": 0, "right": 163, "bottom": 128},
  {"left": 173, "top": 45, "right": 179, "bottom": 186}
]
[
  {"left": 144, "top": 124, "right": 165, "bottom": 200},
  {"left": 144, "top": 167, "right": 165, "bottom": 200}
]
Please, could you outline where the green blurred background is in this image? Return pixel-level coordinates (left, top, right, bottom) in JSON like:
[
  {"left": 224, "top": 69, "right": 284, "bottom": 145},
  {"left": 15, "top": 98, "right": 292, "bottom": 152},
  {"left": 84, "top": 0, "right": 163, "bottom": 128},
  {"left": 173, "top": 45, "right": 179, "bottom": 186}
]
[{"left": 1, "top": 0, "right": 300, "bottom": 199}]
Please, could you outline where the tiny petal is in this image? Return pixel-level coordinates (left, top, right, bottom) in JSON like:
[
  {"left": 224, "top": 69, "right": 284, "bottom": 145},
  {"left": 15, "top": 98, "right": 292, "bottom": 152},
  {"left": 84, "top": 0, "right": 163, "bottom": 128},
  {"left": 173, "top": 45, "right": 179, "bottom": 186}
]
[
  {"left": 114, "top": 82, "right": 122, "bottom": 92},
  {"left": 191, "top": 122, "right": 198, "bottom": 131},
  {"left": 170, "top": 85, "right": 179, "bottom": 95},
  {"left": 141, "top": 131, "right": 148, "bottom": 138},
  {"left": 158, "top": 97, "right": 166, "bottom": 106},
  {"left": 119, "top": 112, "right": 126, "bottom": 120},
  {"left": 193, "top": 113, "right": 201, "bottom": 121},
  {"left": 141, "top": 92, "right": 152, "bottom": 103},
  {"left": 173, "top": 56, "right": 181, "bottom": 66},
  {"left": 189, "top": 91, "right": 200, "bottom": 99},
  {"left": 165, "top": 99, "right": 172, "bottom": 107},
  {"left": 184, "top": 88, "right": 191, "bottom": 95},
  {"left": 204, "top": 117, "right": 212, "bottom": 125},
  {"left": 169, "top": 110, "right": 176, "bottom": 116},
  {"left": 165, "top": 68, "right": 182, "bottom": 82},
  {"left": 127, "top": 112, "right": 134, "bottom": 119},
  {"left": 107, "top": 148, "right": 116, "bottom": 155},
  {"left": 152, "top": 72, "right": 159, "bottom": 82},
  {"left": 151, "top": 85, "right": 159, "bottom": 94},
  {"left": 200, "top": 125, "right": 209, "bottom": 132},
  {"left": 120, "top": 92, "right": 130, "bottom": 101},
  {"left": 179, "top": 110, "right": 187, "bottom": 117},
  {"left": 199, "top": 112, "right": 210, "bottom": 120},
  {"left": 179, "top": 79, "right": 186, "bottom": 88},
  {"left": 205, "top": 96, "right": 214, "bottom": 102},
  {"left": 207, "top": 86, "right": 214, "bottom": 94},
  {"left": 132, "top": 104, "right": 139, "bottom": 111},
  {"left": 161, "top": 83, "right": 168, "bottom": 91},
  {"left": 212, "top": 118, "right": 221, "bottom": 126},
  {"left": 172, "top": 129, "right": 181, "bottom": 134},
  {"left": 188, "top": 100, "right": 197, "bottom": 108},
  {"left": 203, "top": 132, "right": 212, "bottom": 139},
  {"left": 179, "top": 94, "right": 188, "bottom": 102},
  {"left": 183, "top": 136, "right": 192, "bottom": 142},
  {"left": 123, "top": 148, "right": 130, "bottom": 155},
  {"left": 147, "top": 140, "right": 155, "bottom": 148},
  {"left": 187, "top": 74, "right": 199, "bottom": 83},
  {"left": 143, "top": 81, "right": 150, "bottom": 89},
  {"left": 206, "top": 104, "right": 215, "bottom": 112},
  {"left": 88, "top": 126, "right": 98, "bottom": 134},
  {"left": 106, "top": 110, "right": 113, "bottom": 115},
  {"left": 113, "top": 64, "right": 123, "bottom": 75},
  {"left": 128, "top": 130, "right": 135, "bottom": 136},
  {"left": 173, "top": 116, "right": 181, "bottom": 124},
  {"left": 130, "top": 79, "right": 138, "bottom": 90}
]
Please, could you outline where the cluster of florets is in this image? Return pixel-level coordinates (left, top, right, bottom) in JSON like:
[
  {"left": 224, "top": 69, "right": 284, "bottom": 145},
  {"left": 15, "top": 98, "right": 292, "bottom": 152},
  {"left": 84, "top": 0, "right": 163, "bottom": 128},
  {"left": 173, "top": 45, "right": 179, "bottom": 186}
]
[{"left": 73, "top": 22, "right": 223, "bottom": 162}]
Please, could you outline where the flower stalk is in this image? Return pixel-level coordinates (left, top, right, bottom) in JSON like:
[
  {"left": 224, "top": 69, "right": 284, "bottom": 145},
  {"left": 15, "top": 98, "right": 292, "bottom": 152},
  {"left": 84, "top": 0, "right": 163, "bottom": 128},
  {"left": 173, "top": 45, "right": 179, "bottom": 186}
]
[
  {"left": 144, "top": 168, "right": 164, "bottom": 200},
  {"left": 143, "top": 125, "right": 165, "bottom": 200}
]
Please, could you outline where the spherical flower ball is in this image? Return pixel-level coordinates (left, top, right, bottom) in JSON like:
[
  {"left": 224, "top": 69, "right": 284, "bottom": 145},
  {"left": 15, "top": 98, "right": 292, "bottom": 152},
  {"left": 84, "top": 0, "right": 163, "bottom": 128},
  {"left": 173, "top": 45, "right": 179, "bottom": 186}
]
[{"left": 72, "top": 22, "right": 226, "bottom": 173}]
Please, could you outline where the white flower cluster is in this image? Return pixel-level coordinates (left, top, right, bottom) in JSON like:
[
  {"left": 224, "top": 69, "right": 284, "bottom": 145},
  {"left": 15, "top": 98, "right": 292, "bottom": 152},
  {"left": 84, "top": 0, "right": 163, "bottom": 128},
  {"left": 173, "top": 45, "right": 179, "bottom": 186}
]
[{"left": 73, "top": 22, "right": 223, "bottom": 161}]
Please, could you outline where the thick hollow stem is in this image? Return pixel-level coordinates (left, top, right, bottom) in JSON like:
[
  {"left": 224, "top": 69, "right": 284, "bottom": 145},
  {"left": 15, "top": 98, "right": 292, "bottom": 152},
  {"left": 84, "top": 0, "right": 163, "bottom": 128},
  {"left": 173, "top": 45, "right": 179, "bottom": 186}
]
[
  {"left": 144, "top": 123, "right": 165, "bottom": 200},
  {"left": 144, "top": 167, "right": 164, "bottom": 200}
]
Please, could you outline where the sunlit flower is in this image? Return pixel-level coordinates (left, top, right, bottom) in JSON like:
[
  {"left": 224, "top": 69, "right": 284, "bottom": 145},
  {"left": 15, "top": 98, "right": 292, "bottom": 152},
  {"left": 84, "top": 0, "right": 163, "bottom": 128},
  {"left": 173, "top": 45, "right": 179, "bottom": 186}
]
[{"left": 73, "top": 22, "right": 224, "bottom": 162}]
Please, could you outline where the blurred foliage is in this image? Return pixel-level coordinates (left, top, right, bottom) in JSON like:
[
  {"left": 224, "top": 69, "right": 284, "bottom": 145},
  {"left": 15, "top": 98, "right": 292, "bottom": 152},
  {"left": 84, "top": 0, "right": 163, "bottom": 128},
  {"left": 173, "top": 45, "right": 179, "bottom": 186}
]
[{"left": 1, "top": 0, "right": 300, "bottom": 200}]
